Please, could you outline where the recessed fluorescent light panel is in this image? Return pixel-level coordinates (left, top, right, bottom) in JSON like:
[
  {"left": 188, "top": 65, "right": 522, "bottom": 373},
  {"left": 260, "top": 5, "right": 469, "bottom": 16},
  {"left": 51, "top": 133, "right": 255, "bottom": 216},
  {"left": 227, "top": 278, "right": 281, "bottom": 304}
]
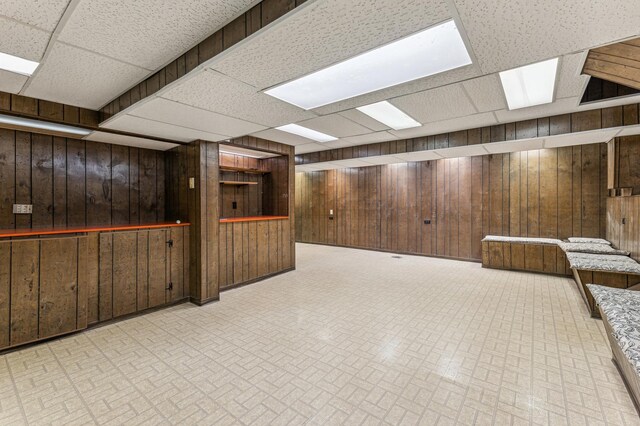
[
  {"left": 0, "top": 113, "right": 91, "bottom": 136},
  {"left": 499, "top": 57, "right": 559, "bottom": 110},
  {"left": 265, "top": 20, "right": 472, "bottom": 110},
  {"left": 276, "top": 124, "right": 337, "bottom": 142},
  {"left": 357, "top": 101, "right": 421, "bottom": 130},
  {"left": 0, "top": 52, "right": 39, "bottom": 76}
]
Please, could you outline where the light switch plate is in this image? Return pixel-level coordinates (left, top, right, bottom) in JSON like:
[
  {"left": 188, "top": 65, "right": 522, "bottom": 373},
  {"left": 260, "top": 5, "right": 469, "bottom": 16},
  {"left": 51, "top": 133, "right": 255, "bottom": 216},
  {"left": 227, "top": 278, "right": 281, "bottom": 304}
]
[
  {"left": 189, "top": 177, "right": 195, "bottom": 189},
  {"left": 13, "top": 204, "right": 33, "bottom": 214}
]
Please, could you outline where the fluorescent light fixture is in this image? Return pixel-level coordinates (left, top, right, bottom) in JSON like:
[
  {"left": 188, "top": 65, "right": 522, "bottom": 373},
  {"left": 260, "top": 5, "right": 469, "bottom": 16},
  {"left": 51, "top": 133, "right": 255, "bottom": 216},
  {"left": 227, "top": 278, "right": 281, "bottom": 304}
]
[
  {"left": 499, "top": 58, "right": 559, "bottom": 110},
  {"left": 276, "top": 124, "right": 337, "bottom": 142},
  {"left": 0, "top": 52, "right": 39, "bottom": 76},
  {"left": 357, "top": 101, "right": 421, "bottom": 130},
  {"left": 0, "top": 113, "right": 91, "bottom": 136},
  {"left": 265, "top": 20, "right": 472, "bottom": 110}
]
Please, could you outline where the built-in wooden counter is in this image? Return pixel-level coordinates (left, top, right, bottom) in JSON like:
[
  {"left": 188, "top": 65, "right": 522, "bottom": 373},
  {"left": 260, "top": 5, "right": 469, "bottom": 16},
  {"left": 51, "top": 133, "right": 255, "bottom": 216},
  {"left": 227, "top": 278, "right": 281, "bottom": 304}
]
[
  {"left": 0, "top": 223, "right": 190, "bottom": 352},
  {"left": 219, "top": 216, "right": 288, "bottom": 223},
  {"left": 0, "top": 222, "right": 190, "bottom": 239}
]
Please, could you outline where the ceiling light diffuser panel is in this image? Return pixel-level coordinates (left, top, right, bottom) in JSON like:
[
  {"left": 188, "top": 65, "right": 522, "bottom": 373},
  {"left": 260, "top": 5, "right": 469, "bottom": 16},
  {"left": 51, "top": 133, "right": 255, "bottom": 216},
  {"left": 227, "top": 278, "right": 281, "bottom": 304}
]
[
  {"left": 275, "top": 124, "right": 338, "bottom": 142},
  {"left": 0, "top": 52, "right": 39, "bottom": 76},
  {"left": 265, "top": 20, "right": 472, "bottom": 110},
  {"left": 499, "top": 58, "right": 559, "bottom": 110},
  {"left": 356, "top": 101, "right": 421, "bottom": 130}
]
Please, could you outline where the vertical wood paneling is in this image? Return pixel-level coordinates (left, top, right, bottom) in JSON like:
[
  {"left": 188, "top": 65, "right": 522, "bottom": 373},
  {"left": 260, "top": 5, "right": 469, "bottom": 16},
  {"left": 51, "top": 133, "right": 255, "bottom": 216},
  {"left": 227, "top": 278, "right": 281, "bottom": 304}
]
[
  {"left": 296, "top": 145, "right": 607, "bottom": 261},
  {"left": 10, "top": 240, "right": 39, "bottom": 345},
  {"left": 0, "top": 242, "right": 10, "bottom": 348}
]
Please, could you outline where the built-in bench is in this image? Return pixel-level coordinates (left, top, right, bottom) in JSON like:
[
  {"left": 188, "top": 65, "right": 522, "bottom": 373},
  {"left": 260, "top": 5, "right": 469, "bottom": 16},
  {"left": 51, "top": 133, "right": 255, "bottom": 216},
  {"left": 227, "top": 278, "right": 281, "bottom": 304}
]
[
  {"left": 482, "top": 235, "right": 640, "bottom": 317},
  {"left": 481, "top": 236, "right": 568, "bottom": 275},
  {"left": 589, "top": 285, "right": 640, "bottom": 412},
  {"left": 569, "top": 252, "right": 640, "bottom": 317}
]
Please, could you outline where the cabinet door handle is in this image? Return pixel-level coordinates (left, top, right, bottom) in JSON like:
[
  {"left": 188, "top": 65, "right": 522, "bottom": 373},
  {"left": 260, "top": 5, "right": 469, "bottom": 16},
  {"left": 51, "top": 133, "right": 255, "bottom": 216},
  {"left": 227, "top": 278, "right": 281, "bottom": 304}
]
[
  {"left": 167, "top": 282, "right": 173, "bottom": 291},
  {"left": 167, "top": 239, "right": 174, "bottom": 248}
]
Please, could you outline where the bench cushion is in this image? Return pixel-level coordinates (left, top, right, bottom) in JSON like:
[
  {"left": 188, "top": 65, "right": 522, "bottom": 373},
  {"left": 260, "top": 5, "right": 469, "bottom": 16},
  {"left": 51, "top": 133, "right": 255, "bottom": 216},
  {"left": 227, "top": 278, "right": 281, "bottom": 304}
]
[
  {"left": 558, "top": 242, "right": 630, "bottom": 256},
  {"left": 482, "top": 236, "right": 562, "bottom": 245},
  {"left": 567, "top": 252, "right": 640, "bottom": 274},
  {"left": 568, "top": 237, "right": 611, "bottom": 245},
  {"left": 588, "top": 285, "right": 640, "bottom": 375}
]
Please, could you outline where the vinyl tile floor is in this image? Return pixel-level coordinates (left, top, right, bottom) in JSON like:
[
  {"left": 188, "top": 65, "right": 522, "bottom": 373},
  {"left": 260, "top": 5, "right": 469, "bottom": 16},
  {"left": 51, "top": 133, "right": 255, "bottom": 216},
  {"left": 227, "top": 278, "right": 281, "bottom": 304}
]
[{"left": 1, "top": 243, "right": 638, "bottom": 425}]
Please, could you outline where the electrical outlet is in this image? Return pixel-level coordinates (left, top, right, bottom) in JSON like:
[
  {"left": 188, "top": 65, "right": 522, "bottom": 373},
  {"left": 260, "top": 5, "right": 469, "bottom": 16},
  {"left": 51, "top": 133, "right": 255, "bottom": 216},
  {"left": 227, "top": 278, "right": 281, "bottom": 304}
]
[
  {"left": 13, "top": 204, "right": 33, "bottom": 214},
  {"left": 423, "top": 219, "right": 431, "bottom": 224}
]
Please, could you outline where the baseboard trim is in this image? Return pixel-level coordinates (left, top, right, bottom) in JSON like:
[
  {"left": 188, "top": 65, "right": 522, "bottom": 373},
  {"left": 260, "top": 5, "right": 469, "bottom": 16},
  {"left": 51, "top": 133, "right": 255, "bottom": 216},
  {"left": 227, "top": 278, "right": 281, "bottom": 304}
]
[{"left": 220, "top": 267, "right": 296, "bottom": 293}]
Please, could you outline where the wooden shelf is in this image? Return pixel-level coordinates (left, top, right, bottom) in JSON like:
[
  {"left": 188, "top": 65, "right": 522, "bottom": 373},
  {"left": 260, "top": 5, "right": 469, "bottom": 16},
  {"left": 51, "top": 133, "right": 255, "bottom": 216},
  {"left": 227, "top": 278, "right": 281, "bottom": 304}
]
[
  {"left": 220, "top": 166, "right": 269, "bottom": 174},
  {"left": 220, "top": 216, "right": 289, "bottom": 223},
  {"left": 220, "top": 180, "right": 258, "bottom": 186}
]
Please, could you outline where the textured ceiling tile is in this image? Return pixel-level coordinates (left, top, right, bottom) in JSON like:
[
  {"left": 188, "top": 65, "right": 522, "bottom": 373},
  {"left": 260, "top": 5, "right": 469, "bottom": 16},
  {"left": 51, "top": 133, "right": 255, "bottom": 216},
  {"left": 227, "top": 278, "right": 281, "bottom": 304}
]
[
  {"left": 0, "top": 0, "right": 70, "bottom": 31},
  {"left": 462, "top": 74, "right": 507, "bottom": 112},
  {"left": 339, "top": 131, "right": 398, "bottom": 146},
  {"left": 58, "top": 0, "right": 255, "bottom": 70},
  {"left": 298, "top": 114, "right": 370, "bottom": 138},
  {"left": 102, "top": 114, "right": 228, "bottom": 143},
  {"left": 454, "top": 0, "right": 640, "bottom": 74},
  {"left": 162, "top": 71, "right": 316, "bottom": 127},
  {"left": 389, "top": 111, "right": 497, "bottom": 139},
  {"left": 24, "top": 42, "right": 149, "bottom": 109},
  {"left": 251, "top": 129, "right": 316, "bottom": 146},
  {"left": 391, "top": 84, "right": 477, "bottom": 123},
  {"left": 0, "top": 16, "right": 50, "bottom": 61},
  {"left": 338, "top": 109, "right": 389, "bottom": 132},
  {"left": 211, "top": 0, "right": 451, "bottom": 89},
  {"left": 295, "top": 143, "right": 331, "bottom": 154},
  {"left": 131, "top": 98, "right": 266, "bottom": 137},
  {"left": 494, "top": 97, "right": 579, "bottom": 123},
  {"left": 556, "top": 53, "right": 589, "bottom": 99},
  {"left": 85, "top": 131, "right": 179, "bottom": 151},
  {"left": 0, "top": 70, "right": 28, "bottom": 93},
  {"left": 312, "top": 65, "right": 481, "bottom": 115}
]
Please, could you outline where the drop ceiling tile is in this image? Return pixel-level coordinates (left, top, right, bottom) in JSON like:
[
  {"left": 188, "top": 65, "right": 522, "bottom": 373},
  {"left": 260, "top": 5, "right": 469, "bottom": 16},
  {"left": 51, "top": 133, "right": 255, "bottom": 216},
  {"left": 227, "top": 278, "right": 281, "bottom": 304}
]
[
  {"left": 454, "top": 0, "right": 640, "bottom": 74},
  {"left": 85, "top": 131, "right": 179, "bottom": 151},
  {"left": 162, "top": 70, "right": 316, "bottom": 127},
  {"left": 251, "top": 129, "right": 316, "bottom": 146},
  {"left": 394, "top": 151, "right": 442, "bottom": 162},
  {"left": 313, "top": 65, "right": 481, "bottom": 115},
  {"left": 0, "top": 0, "right": 70, "bottom": 31},
  {"left": 340, "top": 131, "right": 397, "bottom": 146},
  {"left": 211, "top": 0, "right": 451, "bottom": 89},
  {"left": 434, "top": 144, "right": 490, "bottom": 158},
  {"left": 0, "top": 70, "right": 28, "bottom": 93},
  {"left": 131, "top": 98, "right": 266, "bottom": 137},
  {"left": 616, "top": 125, "right": 640, "bottom": 137},
  {"left": 462, "top": 74, "right": 507, "bottom": 112},
  {"left": 494, "top": 97, "right": 579, "bottom": 123},
  {"left": 0, "top": 16, "right": 50, "bottom": 61},
  {"left": 544, "top": 129, "right": 619, "bottom": 148},
  {"left": 389, "top": 112, "right": 497, "bottom": 139},
  {"left": 58, "top": 0, "right": 255, "bottom": 70},
  {"left": 360, "top": 155, "right": 405, "bottom": 165},
  {"left": 338, "top": 109, "right": 389, "bottom": 132},
  {"left": 484, "top": 138, "right": 544, "bottom": 154},
  {"left": 298, "top": 114, "right": 370, "bottom": 138},
  {"left": 391, "top": 84, "right": 477, "bottom": 124},
  {"left": 24, "top": 42, "right": 149, "bottom": 109},
  {"left": 556, "top": 53, "right": 589, "bottom": 99},
  {"left": 102, "top": 114, "right": 227, "bottom": 143},
  {"left": 295, "top": 143, "right": 329, "bottom": 154}
]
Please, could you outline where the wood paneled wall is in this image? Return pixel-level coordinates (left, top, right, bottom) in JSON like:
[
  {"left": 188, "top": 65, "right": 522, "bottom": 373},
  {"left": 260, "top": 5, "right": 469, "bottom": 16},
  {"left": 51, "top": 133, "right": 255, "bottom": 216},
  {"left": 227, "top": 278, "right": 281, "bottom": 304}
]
[
  {"left": 262, "top": 156, "right": 290, "bottom": 217},
  {"left": 0, "top": 129, "right": 166, "bottom": 230},
  {"left": 607, "top": 196, "right": 640, "bottom": 262},
  {"left": 611, "top": 136, "right": 640, "bottom": 194},
  {"left": 165, "top": 136, "right": 295, "bottom": 304},
  {"left": 295, "top": 145, "right": 608, "bottom": 260},
  {"left": 0, "top": 92, "right": 100, "bottom": 128},
  {"left": 218, "top": 219, "right": 293, "bottom": 289},
  {"left": 0, "top": 236, "right": 88, "bottom": 350},
  {"left": 89, "top": 227, "right": 189, "bottom": 324}
]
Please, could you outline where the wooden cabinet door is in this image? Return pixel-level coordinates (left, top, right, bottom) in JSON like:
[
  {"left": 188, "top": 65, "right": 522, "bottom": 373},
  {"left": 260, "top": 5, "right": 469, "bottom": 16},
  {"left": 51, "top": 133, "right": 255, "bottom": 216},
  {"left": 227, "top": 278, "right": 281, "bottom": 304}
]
[{"left": 148, "top": 229, "right": 168, "bottom": 308}]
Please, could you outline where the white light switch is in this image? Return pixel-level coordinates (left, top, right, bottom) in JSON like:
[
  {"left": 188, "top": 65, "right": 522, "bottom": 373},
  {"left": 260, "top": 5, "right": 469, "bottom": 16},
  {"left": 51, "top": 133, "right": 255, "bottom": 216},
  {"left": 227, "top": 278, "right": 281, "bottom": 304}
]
[
  {"left": 329, "top": 209, "right": 334, "bottom": 215},
  {"left": 189, "top": 177, "right": 195, "bottom": 189}
]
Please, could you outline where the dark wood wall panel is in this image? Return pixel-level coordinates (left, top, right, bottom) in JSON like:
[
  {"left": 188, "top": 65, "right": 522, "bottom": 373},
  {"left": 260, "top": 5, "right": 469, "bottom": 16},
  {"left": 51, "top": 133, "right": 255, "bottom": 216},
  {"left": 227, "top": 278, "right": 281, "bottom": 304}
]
[
  {"left": 0, "top": 236, "right": 88, "bottom": 350},
  {"left": 0, "top": 129, "right": 166, "bottom": 230},
  {"left": 295, "top": 145, "right": 607, "bottom": 261},
  {"left": 607, "top": 196, "right": 640, "bottom": 262}
]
